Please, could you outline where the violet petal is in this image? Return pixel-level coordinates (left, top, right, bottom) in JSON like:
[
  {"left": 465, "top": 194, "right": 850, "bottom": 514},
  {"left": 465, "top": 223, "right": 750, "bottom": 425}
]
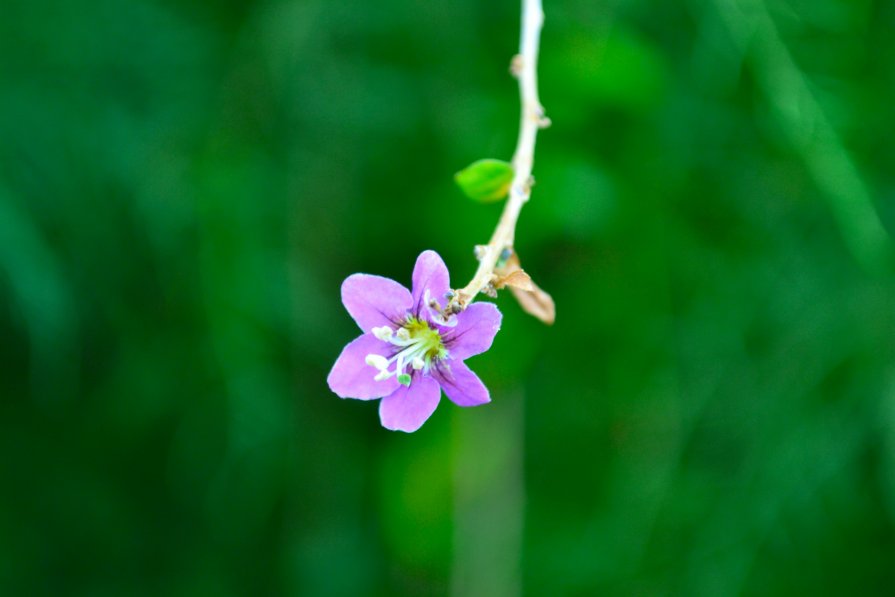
[
  {"left": 411, "top": 250, "right": 451, "bottom": 314},
  {"left": 341, "top": 274, "right": 412, "bottom": 332},
  {"left": 442, "top": 302, "right": 502, "bottom": 360},
  {"left": 434, "top": 359, "right": 490, "bottom": 407},
  {"left": 327, "top": 333, "right": 400, "bottom": 400},
  {"left": 379, "top": 375, "right": 441, "bottom": 432}
]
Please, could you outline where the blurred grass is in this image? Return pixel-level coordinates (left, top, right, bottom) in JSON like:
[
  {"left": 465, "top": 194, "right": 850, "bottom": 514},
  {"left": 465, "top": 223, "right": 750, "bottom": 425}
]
[{"left": 2, "top": 0, "right": 895, "bottom": 595}]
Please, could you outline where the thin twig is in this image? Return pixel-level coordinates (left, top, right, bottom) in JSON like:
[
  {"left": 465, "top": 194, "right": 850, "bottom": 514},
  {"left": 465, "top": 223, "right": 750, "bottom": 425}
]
[{"left": 451, "top": 0, "right": 549, "bottom": 311}]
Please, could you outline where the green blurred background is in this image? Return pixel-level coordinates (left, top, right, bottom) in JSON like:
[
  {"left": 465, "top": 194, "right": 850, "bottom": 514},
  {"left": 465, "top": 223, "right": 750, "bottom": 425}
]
[{"left": 3, "top": 0, "right": 895, "bottom": 594}]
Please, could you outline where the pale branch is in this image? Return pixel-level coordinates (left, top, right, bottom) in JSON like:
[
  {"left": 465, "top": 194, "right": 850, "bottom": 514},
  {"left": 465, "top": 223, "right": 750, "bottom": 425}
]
[{"left": 450, "top": 0, "right": 549, "bottom": 311}]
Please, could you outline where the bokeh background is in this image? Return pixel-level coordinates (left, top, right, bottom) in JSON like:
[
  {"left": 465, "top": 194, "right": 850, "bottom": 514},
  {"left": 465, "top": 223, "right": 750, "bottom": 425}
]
[{"left": 3, "top": 0, "right": 895, "bottom": 594}]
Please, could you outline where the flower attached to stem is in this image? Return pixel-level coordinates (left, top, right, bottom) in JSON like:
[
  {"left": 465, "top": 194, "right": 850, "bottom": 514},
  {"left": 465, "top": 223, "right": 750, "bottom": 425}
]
[{"left": 327, "top": 251, "right": 502, "bottom": 432}]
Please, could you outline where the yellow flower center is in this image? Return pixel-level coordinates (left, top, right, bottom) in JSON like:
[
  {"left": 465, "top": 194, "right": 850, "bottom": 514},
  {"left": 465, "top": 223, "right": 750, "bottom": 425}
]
[{"left": 364, "top": 317, "right": 447, "bottom": 386}]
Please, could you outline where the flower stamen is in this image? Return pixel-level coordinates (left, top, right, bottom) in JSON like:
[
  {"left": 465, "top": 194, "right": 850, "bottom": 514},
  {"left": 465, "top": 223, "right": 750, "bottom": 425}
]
[
  {"left": 424, "top": 289, "right": 458, "bottom": 328},
  {"left": 372, "top": 326, "right": 393, "bottom": 341},
  {"left": 365, "top": 317, "right": 447, "bottom": 386},
  {"left": 365, "top": 354, "right": 389, "bottom": 370}
]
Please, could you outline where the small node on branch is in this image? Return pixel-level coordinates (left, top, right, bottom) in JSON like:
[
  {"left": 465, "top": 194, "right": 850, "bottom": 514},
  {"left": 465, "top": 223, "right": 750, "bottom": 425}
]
[
  {"left": 519, "top": 176, "right": 535, "bottom": 198},
  {"left": 510, "top": 54, "right": 524, "bottom": 77},
  {"left": 498, "top": 247, "right": 513, "bottom": 266}
]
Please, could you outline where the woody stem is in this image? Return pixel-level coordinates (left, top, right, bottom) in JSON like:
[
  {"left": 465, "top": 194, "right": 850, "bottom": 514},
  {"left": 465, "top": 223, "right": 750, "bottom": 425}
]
[{"left": 451, "top": 0, "right": 548, "bottom": 310}]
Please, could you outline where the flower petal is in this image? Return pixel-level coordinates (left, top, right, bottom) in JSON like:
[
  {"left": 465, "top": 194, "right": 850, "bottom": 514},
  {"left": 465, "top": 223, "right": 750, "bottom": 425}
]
[
  {"left": 442, "top": 302, "right": 502, "bottom": 360},
  {"left": 341, "top": 274, "right": 412, "bottom": 332},
  {"left": 327, "top": 333, "right": 400, "bottom": 400},
  {"left": 433, "top": 360, "right": 490, "bottom": 407},
  {"left": 412, "top": 250, "right": 451, "bottom": 314},
  {"left": 379, "top": 374, "right": 441, "bottom": 432}
]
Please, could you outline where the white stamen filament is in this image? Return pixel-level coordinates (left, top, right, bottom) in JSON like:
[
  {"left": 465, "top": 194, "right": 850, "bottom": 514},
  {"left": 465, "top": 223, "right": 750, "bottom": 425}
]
[{"left": 364, "top": 322, "right": 442, "bottom": 385}]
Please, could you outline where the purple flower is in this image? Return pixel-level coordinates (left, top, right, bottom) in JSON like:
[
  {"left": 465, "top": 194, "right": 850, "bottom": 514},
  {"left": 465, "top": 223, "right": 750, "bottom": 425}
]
[{"left": 327, "top": 250, "right": 502, "bottom": 432}]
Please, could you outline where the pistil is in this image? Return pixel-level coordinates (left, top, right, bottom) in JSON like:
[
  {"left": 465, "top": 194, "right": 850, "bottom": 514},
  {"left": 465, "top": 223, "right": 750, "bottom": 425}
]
[{"left": 365, "top": 317, "right": 446, "bottom": 386}]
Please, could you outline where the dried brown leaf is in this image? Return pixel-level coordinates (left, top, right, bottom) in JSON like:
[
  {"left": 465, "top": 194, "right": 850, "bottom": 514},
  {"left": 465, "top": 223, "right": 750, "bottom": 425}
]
[
  {"left": 494, "top": 270, "right": 533, "bottom": 291},
  {"left": 494, "top": 251, "right": 555, "bottom": 325},
  {"left": 510, "top": 282, "right": 555, "bottom": 325}
]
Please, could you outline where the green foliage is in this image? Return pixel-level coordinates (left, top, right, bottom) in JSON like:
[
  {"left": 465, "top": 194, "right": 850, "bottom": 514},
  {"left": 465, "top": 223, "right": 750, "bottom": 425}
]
[
  {"left": 455, "top": 159, "right": 515, "bottom": 203},
  {"left": 1, "top": 0, "right": 895, "bottom": 595}
]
